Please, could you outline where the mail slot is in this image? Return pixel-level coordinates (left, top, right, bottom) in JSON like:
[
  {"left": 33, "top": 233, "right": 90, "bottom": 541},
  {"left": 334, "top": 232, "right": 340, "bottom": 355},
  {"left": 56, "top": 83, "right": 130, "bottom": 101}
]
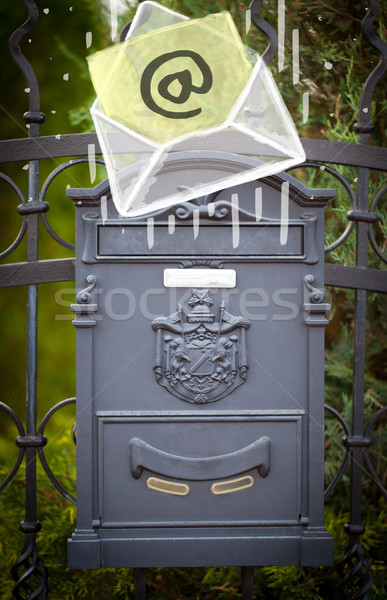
[{"left": 67, "top": 151, "right": 334, "bottom": 569}]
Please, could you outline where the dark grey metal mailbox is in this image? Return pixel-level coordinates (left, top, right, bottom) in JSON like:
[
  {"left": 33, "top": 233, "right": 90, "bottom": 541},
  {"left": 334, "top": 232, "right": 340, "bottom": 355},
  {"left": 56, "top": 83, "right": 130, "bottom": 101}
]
[{"left": 67, "top": 151, "right": 334, "bottom": 571}]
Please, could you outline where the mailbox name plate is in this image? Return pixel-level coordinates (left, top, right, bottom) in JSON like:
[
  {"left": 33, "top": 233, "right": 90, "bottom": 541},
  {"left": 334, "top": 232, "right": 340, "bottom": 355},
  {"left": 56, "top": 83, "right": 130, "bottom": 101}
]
[{"left": 163, "top": 268, "right": 236, "bottom": 288}]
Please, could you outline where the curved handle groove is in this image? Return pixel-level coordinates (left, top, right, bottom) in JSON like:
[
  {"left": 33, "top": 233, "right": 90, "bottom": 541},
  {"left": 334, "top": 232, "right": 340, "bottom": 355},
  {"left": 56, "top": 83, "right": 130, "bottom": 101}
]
[{"left": 130, "top": 436, "right": 270, "bottom": 481}]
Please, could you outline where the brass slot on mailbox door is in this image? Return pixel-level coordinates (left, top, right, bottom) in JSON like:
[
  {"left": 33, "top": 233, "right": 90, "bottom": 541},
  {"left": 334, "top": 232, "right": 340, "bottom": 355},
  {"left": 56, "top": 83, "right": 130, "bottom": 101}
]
[
  {"left": 146, "top": 477, "right": 189, "bottom": 496},
  {"left": 211, "top": 475, "right": 254, "bottom": 495}
]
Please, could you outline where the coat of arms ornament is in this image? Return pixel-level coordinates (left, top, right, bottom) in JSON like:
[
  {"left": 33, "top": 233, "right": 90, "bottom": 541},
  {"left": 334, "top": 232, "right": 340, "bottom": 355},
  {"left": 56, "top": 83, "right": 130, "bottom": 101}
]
[{"left": 152, "top": 289, "right": 250, "bottom": 404}]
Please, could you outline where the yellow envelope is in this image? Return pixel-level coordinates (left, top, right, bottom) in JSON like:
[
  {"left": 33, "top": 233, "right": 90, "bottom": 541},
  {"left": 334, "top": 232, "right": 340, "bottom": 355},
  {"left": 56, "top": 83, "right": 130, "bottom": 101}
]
[{"left": 87, "top": 12, "right": 253, "bottom": 144}]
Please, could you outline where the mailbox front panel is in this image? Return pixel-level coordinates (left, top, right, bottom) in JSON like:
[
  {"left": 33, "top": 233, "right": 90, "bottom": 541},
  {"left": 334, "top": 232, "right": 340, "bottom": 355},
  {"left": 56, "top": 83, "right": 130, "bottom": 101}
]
[
  {"left": 97, "top": 414, "right": 302, "bottom": 527},
  {"left": 90, "top": 264, "right": 310, "bottom": 412},
  {"left": 68, "top": 159, "right": 333, "bottom": 569}
]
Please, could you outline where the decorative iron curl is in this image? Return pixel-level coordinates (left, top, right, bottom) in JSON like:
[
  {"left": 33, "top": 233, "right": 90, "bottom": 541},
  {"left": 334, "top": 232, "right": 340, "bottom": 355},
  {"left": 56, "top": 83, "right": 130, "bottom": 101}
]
[
  {"left": 354, "top": 0, "right": 387, "bottom": 134},
  {"left": 120, "top": 21, "right": 132, "bottom": 42},
  {"left": 363, "top": 405, "right": 387, "bottom": 499},
  {"left": 250, "top": 0, "right": 278, "bottom": 66},
  {"left": 174, "top": 204, "right": 194, "bottom": 220},
  {"left": 337, "top": 539, "right": 374, "bottom": 600},
  {"left": 71, "top": 422, "right": 76, "bottom": 446},
  {"left": 173, "top": 201, "right": 230, "bottom": 220},
  {"left": 211, "top": 203, "right": 230, "bottom": 219},
  {"left": 37, "top": 398, "right": 76, "bottom": 504},
  {"left": 287, "top": 162, "right": 356, "bottom": 253},
  {"left": 179, "top": 259, "right": 224, "bottom": 269},
  {"left": 39, "top": 157, "right": 105, "bottom": 250},
  {"left": 304, "top": 274, "right": 325, "bottom": 303},
  {"left": 8, "top": 0, "right": 40, "bottom": 113},
  {"left": 76, "top": 275, "right": 96, "bottom": 304},
  {"left": 11, "top": 534, "right": 49, "bottom": 600},
  {"left": 368, "top": 184, "right": 387, "bottom": 263},
  {"left": 0, "top": 402, "right": 26, "bottom": 493},
  {"left": 0, "top": 173, "right": 27, "bottom": 260},
  {"left": 324, "top": 404, "right": 351, "bottom": 498}
]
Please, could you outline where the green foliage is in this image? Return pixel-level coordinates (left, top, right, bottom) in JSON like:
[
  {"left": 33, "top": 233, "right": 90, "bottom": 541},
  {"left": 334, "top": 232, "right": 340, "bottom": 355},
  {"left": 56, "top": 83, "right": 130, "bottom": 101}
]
[{"left": 68, "top": 101, "right": 96, "bottom": 132}]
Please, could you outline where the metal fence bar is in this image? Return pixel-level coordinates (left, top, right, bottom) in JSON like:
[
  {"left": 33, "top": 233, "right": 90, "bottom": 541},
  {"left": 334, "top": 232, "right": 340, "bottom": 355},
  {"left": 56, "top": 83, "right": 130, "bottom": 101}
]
[
  {"left": 7, "top": 1, "right": 49, "bottom": 597},
  {"left": 2, "top": 260, "right": 387, "bottom": 294},
  {"left": 336, "top": 1, "right": 387, "bottom": 595},
  {"left": 1, "top": 135, "right": 386, "bottom": 171}
]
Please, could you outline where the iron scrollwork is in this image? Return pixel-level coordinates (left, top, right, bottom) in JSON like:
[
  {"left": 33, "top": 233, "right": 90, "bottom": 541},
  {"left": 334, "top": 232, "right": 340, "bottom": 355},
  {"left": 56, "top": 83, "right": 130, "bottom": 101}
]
[{"left": 152, "top": 289, "right": 250, "bottom": 404}]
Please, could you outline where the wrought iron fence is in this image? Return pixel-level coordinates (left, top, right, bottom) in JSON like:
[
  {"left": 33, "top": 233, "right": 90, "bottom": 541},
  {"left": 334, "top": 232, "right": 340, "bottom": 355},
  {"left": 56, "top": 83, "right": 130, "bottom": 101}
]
[{"left": 0, "top": 0, "right": 386, "bottom": 599}]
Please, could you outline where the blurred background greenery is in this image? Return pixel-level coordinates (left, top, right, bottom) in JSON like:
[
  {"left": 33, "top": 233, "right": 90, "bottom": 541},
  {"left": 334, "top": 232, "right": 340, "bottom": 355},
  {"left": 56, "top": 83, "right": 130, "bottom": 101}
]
[{"left": 0, "top": 0, "right": 386, "bottom": 598}]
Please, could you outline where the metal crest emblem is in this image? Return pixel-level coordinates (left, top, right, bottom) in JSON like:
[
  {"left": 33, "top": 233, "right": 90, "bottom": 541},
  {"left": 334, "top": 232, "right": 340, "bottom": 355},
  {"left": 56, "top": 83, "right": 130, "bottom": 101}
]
[{"left": 152, "top": 289, "right": 250, "bottom": 404}]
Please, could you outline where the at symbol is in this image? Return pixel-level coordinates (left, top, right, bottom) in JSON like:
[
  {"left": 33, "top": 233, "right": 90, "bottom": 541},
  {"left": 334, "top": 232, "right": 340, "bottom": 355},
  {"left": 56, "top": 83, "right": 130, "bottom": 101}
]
[{"left": 140, "top": 50, "right": 213, "bottom": 119}]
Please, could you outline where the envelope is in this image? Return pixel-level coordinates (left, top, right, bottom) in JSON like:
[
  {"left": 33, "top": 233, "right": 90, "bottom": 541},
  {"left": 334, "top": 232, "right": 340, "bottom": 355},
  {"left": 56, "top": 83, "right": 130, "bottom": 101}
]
[{"left": 87, "top": 1, "right": 305, "bottom": 217}]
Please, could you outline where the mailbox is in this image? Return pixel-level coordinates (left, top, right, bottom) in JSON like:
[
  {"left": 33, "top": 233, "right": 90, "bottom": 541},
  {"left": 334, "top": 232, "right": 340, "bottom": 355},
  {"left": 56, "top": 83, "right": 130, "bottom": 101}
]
[{"left": 67, "top": 151, "right": 334, "bottom": 569}]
